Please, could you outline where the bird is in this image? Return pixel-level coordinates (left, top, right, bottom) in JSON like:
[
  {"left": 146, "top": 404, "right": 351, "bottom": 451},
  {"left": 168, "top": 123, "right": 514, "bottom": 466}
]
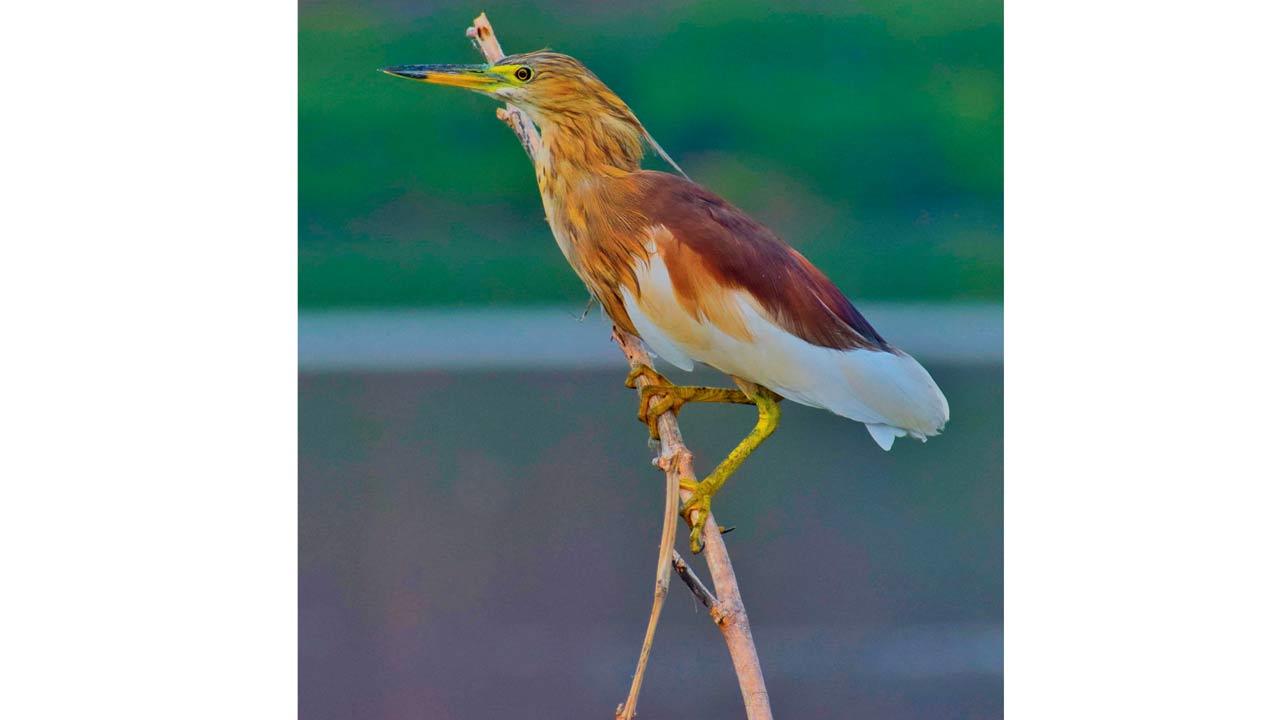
[{"left": 381, "top": 51, "right": 948, "bottom": 553}]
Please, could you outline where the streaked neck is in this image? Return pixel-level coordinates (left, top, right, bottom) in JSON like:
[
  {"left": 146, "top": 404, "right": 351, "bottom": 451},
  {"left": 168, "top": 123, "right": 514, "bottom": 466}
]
[{"left": 535, "top": 112, "right": 645, "bottom": 179}]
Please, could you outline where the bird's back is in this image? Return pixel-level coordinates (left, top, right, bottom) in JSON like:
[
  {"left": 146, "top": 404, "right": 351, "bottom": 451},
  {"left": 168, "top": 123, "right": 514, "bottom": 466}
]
[{"left": 591, "top": 172, "right": 949, "bottom": 450}]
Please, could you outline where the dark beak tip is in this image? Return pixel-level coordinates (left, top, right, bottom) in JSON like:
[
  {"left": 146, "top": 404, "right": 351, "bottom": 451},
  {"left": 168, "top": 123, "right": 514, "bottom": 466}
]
[{"left": 379, "top": 67, "right": 416, "bottom": 79}]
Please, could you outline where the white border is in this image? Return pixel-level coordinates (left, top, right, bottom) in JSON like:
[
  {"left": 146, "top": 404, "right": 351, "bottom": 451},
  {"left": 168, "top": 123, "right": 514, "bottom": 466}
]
[
  {"left": 1007, "top": 0, "right": 1279, "bottom": 716},
  {"left": 3, "top": 2, "right": 296, "bottom": 717}
]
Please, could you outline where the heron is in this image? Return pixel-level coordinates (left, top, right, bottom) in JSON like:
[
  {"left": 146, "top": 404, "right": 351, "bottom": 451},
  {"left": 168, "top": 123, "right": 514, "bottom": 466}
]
[{"left": 381, "top": 51, "right": 949, "bottom": 553}]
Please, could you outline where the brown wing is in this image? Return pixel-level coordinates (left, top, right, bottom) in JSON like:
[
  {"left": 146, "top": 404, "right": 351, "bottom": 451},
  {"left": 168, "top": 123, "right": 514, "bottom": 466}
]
[{"left": 631, "top": 171, "right": 890, "bottom": 352}]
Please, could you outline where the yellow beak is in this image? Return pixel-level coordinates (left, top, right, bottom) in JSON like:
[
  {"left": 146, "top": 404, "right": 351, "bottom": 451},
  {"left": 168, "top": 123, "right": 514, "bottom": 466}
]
[{"left": 379, "top": 64, "right": 503, "bottom": 92}]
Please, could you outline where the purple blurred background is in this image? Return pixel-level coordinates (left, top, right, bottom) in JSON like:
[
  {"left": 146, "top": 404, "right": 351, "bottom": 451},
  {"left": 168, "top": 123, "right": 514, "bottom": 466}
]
[{"left": 300, "top": 360, "right": 1001, "bottom": 718}]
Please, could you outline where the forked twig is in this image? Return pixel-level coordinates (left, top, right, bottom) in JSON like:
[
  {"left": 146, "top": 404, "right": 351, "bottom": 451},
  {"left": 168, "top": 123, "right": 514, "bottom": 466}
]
[
  {"left": 611, "top": 330, "right": 772, "bottom": 720},
  {"left": 465, "top": 14, "right": 772, "bottom": 719},
  {"left": 610, "top": 328, "right": 690, "bottom": 720}
]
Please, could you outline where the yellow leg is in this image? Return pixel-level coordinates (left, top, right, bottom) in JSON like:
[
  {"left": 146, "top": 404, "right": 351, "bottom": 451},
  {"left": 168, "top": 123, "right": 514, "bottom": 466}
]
[
  {"left": 624, "top": 366, "right": 753, "bottom": 439},
  {"left": 680, "top": 389, "right": 780, "bottom": 554}
]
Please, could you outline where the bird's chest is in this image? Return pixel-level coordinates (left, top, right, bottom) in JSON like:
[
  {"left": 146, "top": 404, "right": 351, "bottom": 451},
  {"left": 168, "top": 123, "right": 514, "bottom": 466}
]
[
  {"left": 534, "top": 165, "right": 647, "bottom": 333},
  {"left": 536, "top": 171, "right": 611, "bottom": 287},
  {"left": 535, "top": 158, "right": 575, "bottom": 257},
  {"left": 540, "top": 190, "right": 581, "bottom": 274}
]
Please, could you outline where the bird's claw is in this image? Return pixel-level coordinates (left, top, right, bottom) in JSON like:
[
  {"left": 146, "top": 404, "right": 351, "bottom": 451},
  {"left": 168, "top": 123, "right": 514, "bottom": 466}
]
[
  {"left": 625, "top": 367, "right": 682, "bottom": 439},
  {"left": 624, "top": 365, "right": 669, "bottom": 390},
  {"left": 680, "top": 479, "right": 717, "bottom": 555},
  {"left": 638, "top": 386, "right": 688, "bottom": 439}
]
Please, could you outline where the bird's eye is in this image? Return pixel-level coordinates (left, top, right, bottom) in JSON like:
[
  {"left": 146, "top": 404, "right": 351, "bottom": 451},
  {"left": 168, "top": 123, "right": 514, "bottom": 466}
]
[{"left": 514, "top": 66, "right": 533, "bottom": 82}]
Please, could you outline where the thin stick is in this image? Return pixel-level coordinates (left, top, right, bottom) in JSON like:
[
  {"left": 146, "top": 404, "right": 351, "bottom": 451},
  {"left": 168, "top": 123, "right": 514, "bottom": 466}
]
[
  {"left": 673, "top": 550, "right": 718, "bottom": 612},
  {"left": 610, "top": 331, "right": 690, "bottom": 720},
  {"left": 615, "top": 418, "right": 680, "bottom": 720},
  {"left": 465, "top": 14, "right": 772, "bottom": 720},
  {"left": 464, "top": 17, "right": 538, "bottom": 156},
  {"left": 613, "top": 330, "right": 773, "bottom": 720}
]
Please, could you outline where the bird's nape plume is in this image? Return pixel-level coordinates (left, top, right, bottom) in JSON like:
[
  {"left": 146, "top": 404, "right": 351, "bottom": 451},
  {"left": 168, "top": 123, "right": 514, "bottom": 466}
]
[{"left": 644, "top": 130, "right": 689, "bottom": 178}]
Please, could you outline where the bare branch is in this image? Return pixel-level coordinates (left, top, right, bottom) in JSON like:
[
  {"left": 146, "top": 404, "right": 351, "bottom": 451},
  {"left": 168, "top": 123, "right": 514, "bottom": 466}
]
[
  {"left": 673, "top": 550, "right": 719, "bottom": 613},
  {"left": 466, "top": 16, "right": 538, "bottom": 162},
  {"left": 611, "top": 329, "right": 773, "bottom": 720},
  {"left": 610, "top": 329, "right": 692, "bottom": 720},
  {"left": 466, "top": 13, "right": 773, "bottom": 720}
]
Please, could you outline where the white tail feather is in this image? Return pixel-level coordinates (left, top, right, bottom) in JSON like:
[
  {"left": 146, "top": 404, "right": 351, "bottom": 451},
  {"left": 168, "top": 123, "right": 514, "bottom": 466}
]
[
  {"left": 622, "top": 254, "right": 950, "bottom": 450},
  {"left": 866, "top": 424, "right": 905, "bottom": 451}
]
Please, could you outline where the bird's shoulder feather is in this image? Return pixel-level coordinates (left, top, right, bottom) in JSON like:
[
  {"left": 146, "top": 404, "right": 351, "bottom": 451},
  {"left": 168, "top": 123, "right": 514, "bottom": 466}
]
[{"left": 627, "top": 171, "right": 889, "bottom": 352}]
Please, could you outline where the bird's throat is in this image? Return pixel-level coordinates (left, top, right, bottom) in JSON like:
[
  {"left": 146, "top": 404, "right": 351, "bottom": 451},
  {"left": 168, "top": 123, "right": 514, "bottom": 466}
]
[{"left": 535, "top": 114, "right": 646, "bottom": 179}]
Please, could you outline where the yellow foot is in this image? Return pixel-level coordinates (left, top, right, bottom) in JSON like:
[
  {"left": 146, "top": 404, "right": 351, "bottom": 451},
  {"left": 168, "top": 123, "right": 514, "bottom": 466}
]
[
  {"left": 625, "top": 366, "right": 681, "bottom": 440},
  {"left": 624, "top": 367, "right": 754, "bottom": 440},
  {"left": 623, "top": 364, "right": 667, "bottom": 390},
  {"left": 680, "top": 479, "right": 719, "bottom": 554}
]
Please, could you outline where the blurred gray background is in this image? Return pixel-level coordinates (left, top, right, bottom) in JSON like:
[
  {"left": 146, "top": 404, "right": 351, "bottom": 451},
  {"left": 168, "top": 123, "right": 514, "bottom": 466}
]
[{"left": 299, "top": 309, "right": 1002, "bottom": 719}]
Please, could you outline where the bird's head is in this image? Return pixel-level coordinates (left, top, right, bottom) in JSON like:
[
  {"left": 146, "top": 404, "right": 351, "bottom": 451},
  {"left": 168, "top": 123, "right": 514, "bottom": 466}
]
[
  {"left": 382, "top": 51, "right": 639, "bottom": 132},
  {"left": 382, "top": 50, "right": 687, "bottom": 174}
]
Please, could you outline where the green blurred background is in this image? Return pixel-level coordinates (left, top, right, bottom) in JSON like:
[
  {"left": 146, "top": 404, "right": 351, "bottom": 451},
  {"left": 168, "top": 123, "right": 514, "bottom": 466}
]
[{"left": 300, "top": 0, "right": 1002, "bottom": 309}]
